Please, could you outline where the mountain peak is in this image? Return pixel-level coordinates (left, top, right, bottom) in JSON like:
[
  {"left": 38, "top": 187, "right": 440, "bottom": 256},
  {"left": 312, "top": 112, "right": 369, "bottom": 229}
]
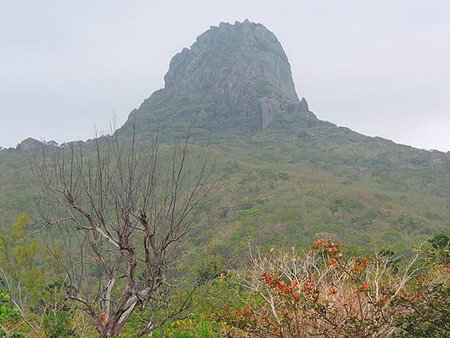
[
  {"left": 164, "top": 20, "right": 299, "bottom": 102},
  {"left": 120, "top": 20, "right": 314, "bottom": 137}
]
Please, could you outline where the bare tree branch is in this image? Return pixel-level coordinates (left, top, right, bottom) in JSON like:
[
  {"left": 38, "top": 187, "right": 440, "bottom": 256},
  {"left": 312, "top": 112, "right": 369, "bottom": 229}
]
[{"left": 31, "top": 130, "right": 216, "bottom": 337}]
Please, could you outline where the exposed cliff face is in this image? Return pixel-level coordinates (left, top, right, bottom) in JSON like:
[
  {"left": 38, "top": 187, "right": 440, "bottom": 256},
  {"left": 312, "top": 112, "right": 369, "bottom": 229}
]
[
  {"left": 164, "top": 20, "right": 298, "bottom": 102},
  {"left": 120, "top": 20, "right": 314, "bottom": 137}
]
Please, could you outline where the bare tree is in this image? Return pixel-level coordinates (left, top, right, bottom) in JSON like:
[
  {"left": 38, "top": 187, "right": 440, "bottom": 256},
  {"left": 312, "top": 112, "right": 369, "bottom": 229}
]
[{"left": 31, "top": 131, "right": 216, "bottom": 337}]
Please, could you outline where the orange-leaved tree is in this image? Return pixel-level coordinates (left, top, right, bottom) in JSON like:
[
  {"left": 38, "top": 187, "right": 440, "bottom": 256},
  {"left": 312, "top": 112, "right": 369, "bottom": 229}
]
[{"left": 219, "top": 240, "right": 427, "bottom": 337}]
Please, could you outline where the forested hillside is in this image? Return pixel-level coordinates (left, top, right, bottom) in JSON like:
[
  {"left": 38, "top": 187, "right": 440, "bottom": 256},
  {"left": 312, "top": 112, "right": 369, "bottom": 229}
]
[{"left": 0, "top": 20, "right": 449, "bottom": 337}]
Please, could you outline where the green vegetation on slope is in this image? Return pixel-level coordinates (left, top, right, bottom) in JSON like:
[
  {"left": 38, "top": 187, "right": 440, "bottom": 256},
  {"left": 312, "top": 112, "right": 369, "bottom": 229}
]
[{"left": 1, "top": 118, "right": 450, "bottom": 258}]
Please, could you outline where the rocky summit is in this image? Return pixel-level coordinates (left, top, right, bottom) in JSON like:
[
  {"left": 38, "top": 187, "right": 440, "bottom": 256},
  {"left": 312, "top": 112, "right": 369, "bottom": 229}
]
[{"left": 119, "top": 20, "right": 314, "bottom": 138}]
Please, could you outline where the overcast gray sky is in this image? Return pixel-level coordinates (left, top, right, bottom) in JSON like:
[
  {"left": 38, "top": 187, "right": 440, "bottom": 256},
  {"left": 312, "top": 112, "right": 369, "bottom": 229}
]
[{"left": 1, "top": 0, "right": 449, "bottom": 151}]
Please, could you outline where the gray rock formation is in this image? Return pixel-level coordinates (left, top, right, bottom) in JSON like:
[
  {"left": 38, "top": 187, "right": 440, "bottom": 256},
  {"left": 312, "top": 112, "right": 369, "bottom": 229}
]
[
  {"left": 16, "top": 138, "right": 43, "bottom": 151},
  {"left": 119, "top": 20, "right": 315, "bottom": 137},
  {"left": 299, "top": 97, "right": 309, "bottom": 114},
  {"left": 165, "top": 20, "right": 298, "bottom": 101}
]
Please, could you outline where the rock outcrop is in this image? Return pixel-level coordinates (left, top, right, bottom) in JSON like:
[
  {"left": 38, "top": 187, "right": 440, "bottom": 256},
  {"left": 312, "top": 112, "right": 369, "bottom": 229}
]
[
  {"left": 16, "top": 138, "right": 43, "bottom": 151},
  {"left": 119, "top": 20, "right": 315, "bottom": 137}
]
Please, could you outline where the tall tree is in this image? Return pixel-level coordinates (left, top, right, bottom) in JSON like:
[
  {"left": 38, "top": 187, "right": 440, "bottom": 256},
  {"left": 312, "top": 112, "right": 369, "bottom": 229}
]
[{"left": 32, "top": 132, "right": 216, "bottom": 337}]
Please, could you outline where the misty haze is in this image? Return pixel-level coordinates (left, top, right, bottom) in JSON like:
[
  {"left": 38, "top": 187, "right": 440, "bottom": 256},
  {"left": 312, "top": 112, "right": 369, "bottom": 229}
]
[{"left": 0, "top": 1, "right": 449, "bottom": 337}]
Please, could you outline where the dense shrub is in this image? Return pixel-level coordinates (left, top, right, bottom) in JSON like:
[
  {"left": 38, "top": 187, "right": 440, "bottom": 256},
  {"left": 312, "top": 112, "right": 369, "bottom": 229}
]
[{"left": 218, "top": 239, "right": 449, "bottom": 337}]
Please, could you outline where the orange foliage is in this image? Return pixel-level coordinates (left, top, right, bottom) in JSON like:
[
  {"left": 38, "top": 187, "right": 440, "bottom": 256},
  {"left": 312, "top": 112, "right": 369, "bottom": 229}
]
[{"left": 219, "top": 240, "right": 432, "bottom": 337}]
